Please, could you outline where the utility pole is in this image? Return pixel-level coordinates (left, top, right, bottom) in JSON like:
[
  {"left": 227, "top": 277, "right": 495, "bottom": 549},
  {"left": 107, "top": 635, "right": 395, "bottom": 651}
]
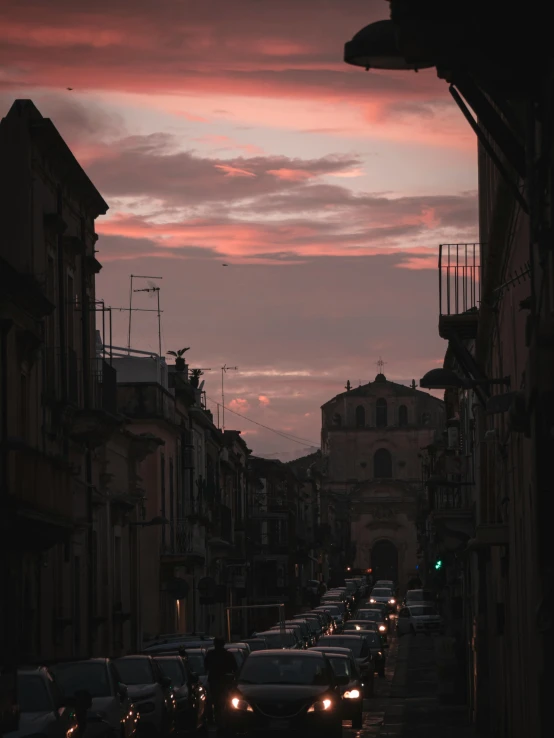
[
  {"left": 221, "top": 364, "right": 238, "bottom": 431},
  {"left": 127, "top": 275, "right": 162, "bottom": 353}
]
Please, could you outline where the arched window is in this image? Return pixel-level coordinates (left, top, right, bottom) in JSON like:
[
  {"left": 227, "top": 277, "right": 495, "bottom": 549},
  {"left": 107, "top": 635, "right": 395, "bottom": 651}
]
[
  {"left": 376, "top": 398, "right": 388, "bottom": 427},
  {"left": 374, "top": 448, "right": 392, "bottom": 478},
  {"left": 332, "top": 413, "right": 342, "bottom": 427},
  {"left": 398, "top": 405, "right": 408, "bottom": 426},
  {"left": 355, "top": 405, "right": 365, "bottom": 428}
]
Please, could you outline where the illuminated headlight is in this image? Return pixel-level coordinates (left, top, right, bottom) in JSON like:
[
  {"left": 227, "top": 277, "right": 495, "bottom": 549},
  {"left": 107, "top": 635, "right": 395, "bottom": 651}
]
[
  {"left": 388, "top": 599, "right": 396, "bottom": 604},
  {"left": 344, "top": 690, "right": 360, "bottom": 700},
  {"left": 307, "top": 698, "right": 333, "bottom": 712},
  {"left": 378, "top": 651, "right": 383, "bottom": 657},
  {"left": 230, "top": 697, "right": 253, "bottom": 712},
  {"left": 379, "top": 625, "right": 386, "bottom": 632},
  {"left": 370, "top": 599, "right": 376, "bottom": 603},
  {"left": 355, "top": 625, "right": 361, "bottom": 631}
]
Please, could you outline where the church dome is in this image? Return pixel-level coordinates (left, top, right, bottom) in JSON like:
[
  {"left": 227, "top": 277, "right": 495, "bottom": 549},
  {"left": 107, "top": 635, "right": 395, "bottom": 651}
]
[{"left": 374, "top": 373, "right": 386, "bottom": 382}]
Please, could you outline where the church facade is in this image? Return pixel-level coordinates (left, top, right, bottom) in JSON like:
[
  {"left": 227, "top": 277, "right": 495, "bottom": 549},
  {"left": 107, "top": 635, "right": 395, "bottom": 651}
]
[{"left": 321, "top": 371, "right": 445, "bottom": 590}]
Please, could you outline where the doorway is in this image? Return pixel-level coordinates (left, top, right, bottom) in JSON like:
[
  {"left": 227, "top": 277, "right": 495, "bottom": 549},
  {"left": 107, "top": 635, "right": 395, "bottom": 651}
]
[{"left": 371, "top": 540, "right": 398, "bottom": 583}]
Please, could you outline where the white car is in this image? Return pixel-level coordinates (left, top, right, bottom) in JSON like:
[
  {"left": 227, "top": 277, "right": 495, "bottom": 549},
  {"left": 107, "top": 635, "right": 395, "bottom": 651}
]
[
  {"left": 404, "top": 589, "right": 435, "bottom": 607},
  {"left": 396, "top": 605, "right": 444, "bottom": 636},
  {"left": 52, "top": 658, "right": 138, "bottom": 738},
  {"left": 115, "top": 656, "right": 172, "bottom": 737},
  {"left": 368, "top": 587, "right": 396, "bottom": 610}
]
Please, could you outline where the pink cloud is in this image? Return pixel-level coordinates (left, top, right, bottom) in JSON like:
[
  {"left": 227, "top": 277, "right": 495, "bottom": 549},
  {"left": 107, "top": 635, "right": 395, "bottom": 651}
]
[
  {"left": 214, "top": 163, "right": 256, "bottom": 177},
  {"left": 228, "top": 398, "right": 250, "bottom": 412},
  {"left": 258, "top": 395, "right": 271, "bottom": 406},
  {"left": 268, "top": 168, "right": 315, "bottom": 182}
]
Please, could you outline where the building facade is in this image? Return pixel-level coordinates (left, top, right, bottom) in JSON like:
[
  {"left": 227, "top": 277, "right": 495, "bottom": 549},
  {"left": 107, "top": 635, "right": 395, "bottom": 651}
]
[{"left": 321, "top": 373, "right": 445, "bottom": 591}]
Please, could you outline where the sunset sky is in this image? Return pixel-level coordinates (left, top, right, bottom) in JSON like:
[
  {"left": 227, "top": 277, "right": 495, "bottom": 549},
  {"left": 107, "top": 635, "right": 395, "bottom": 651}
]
[{"left": 1, "top": 0, "right": 478, "bottom": 458}]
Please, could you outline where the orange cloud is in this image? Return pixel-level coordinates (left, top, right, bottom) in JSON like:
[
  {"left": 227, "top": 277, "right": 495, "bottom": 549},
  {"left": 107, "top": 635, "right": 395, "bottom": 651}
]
[
  {"left": 258, "top": 395, "right": 271, "bottom": 406},
  {"left": 268, "top": 168, "right": 315, "bottom": 182},
  {"left": 229, "top": 398, "right": 250, "bottom": 412},
  {"left": 214, "top": 163, "right": 256, "bottom": 177}
]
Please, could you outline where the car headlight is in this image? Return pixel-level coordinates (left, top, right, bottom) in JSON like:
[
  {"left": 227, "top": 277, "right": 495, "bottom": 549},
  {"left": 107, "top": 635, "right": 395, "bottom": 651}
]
[
  {"left": 379, "top": 625, "right": 386, "bottom": 632},
  {"left": 344, "top": 690, "right": 360, "bottom": 700},
  {"left": 370, "top": 599, "right": 376, "bottom": 603},
  {"left": 307, "top": 698, "right": 333, "bottom": 712},
  {"left": 378, "top": 652, "right": 383, "bottom": 657},
  {"left": 355, "top": 625, "right": 361, "bottom": 630},
  {"left": 230, "top": 697, "right": 253, "bottom": 713},
  {"left": 389, "top": 599, "right": 396, "bottom": 604}
]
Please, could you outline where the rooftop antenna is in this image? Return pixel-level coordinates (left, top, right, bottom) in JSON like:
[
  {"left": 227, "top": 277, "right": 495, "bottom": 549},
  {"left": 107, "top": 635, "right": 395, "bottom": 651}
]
[
  {"left": 221, "top": 364, "right": 238, "bottom": 431},
  {"left": 128, "top": 275, "right": 163, "bottom": 354},
  {"left": 127, "top": 274, "right": 163, "bottom": 359}
]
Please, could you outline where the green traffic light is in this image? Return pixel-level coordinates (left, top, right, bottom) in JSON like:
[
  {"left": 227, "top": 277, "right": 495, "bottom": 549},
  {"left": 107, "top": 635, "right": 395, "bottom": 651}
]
[{"left": 435, "top": 560, "right": 442, "bottom": 570}]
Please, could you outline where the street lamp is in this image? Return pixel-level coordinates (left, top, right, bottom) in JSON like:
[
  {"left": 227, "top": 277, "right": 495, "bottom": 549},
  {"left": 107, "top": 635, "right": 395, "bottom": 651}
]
[
  {"left": 419, "top": 368, "right": 510, "bottom": 391},
  {"left": 344, "top": 19, "right": 433, "bottom": 71}
]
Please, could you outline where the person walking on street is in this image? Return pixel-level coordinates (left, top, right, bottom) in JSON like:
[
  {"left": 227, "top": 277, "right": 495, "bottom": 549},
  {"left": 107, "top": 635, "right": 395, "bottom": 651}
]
[{"left": 205, "top": 637, "right": 238, "bottom": 731}]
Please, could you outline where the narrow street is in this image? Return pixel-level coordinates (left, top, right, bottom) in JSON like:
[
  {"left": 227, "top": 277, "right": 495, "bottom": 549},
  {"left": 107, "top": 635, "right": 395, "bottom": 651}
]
[{"left": 344, "top": 631, "right": 472, "bottom": 737}]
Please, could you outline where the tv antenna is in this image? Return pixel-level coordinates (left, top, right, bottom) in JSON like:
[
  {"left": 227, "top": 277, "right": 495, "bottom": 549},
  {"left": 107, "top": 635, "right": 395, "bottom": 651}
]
[
  {"left": 221, "top": 364, "right": 238, "bottom": 431},
  {"left": 127, "top": 275, "right": 163, "bottom": 356}
]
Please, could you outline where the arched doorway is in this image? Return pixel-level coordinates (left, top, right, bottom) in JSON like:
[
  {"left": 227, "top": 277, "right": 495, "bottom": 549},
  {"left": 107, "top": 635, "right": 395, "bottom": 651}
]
[{"left": 371, "top": 540, "right": 398, "bottom": 583}]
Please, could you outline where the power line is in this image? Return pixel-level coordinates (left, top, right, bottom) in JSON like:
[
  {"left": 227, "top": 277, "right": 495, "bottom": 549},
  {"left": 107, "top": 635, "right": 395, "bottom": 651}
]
[{"left": 205, "top": 395, "right": 320, "bottom": 447}]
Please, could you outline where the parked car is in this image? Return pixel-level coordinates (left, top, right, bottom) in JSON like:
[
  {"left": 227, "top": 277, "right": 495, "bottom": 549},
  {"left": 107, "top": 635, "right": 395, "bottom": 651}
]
[
  {"left": 144, "top": 640, "right": 214, "bottom": 655},
  {"left": 114, "top": 656, "right": 173, "bottom": 737},
  {"left": 252, "top": 630, "right": 299, "bottom": 650},
  {"left": 176, "top": 649, "right": 212, "bottom": 725},
  {"left": 153, "top": 655, "right": 207, "bottom": 733},
  {"left": 396, "top": 605, "right": 444, "bottom": 636},
  {"left": 5, "top": 667, "right": 80, "bottom": 738},
  {"left": 269, "top": 622, "right": 310, "bottom": 648},
  {"left": 310, "top": 648, "right": 365, "bottom": 727},
  {"left": 316, "top": 634, "right": 374, "bottom": 687},
  {"left": 227, "top": 650, "right": 342, "bottom": 738},
  {"left": 403, "top": 590, "right": 435, "bottom": 607},
  {"left": 52, "top": 659, "right": 138, "bottom": 738},
  {"left": 314, "top": 605, "right": 344, "bottom": 630},
  {"left": 241, "top": 638, "right": 268, "bottom": 653},
  {"left": 291, "top": 614, "right": 322, "bottom": 640}
]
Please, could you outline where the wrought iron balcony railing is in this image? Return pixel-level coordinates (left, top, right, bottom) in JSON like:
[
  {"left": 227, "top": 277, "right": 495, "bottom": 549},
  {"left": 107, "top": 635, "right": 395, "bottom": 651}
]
[{"left": 438, "top": 243, "right": 481, "bottom": 340}]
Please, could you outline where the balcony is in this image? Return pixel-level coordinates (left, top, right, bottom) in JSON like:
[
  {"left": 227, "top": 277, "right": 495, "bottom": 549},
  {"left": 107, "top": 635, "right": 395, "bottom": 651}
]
[
  {"left": 117, "top": 382, "right": 176, "bottom": 424},
  {"left": 43, "top": 349, "right": 117, "bottom": 414},
  {"left": 438, "top": 243, "right": 480, "bottom": 340},
  {"left": 5, "top": 446, "right": 74, "bottom": 547},
  {"left": 161, "top": 520, "right": 205, "bottom": 564}
]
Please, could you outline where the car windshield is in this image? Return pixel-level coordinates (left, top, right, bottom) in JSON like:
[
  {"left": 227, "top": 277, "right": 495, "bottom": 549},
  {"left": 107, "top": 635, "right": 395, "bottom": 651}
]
[
  {"left": 244, "top": 641, "right": 267, "bottom": 652},
  {"left": 318, "top": 638, "right": 363, "bottom": 657},
  {"left": 407, "top": 591, "right": 433, "bottom": 602},
  {"left": 371, "top": 589, "right": 391, "bottom": 597},
  {"left": 327, "top": 657, "right": 352, "bottom": 678},
  {"left": 357, "top": 611, "right": 381, "bottom": 621},
  {"left": 184, "top": 654, "right": 206, "bottom": 675},
  {"left": 18, "top": 676, "right": 52, "bottom": 712},
  {"left": 53, "top": 663, "right": 111, "bottom": 698},
  {"left": 157, "top": 660, "right": 185, "bottom": 686},
  {"left": 410, "top": 606, "right": 438, "bottom": 617},
  {"left": 115, "top": 659, "right": 154, "bottom": 685},
  {"left": 239, "top": 656, "right": 330, "bottom": 686},
  {"left": 258, "top": 632, "right": 294, "bottom": 647}
]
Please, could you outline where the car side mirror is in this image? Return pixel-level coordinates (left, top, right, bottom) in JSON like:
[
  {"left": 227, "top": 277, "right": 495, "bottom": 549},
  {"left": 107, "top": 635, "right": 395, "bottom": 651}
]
[
  {"left": 161, "top": 676, "right": 172, "bottom": 689},
  {"left": 117, "top": 683, "right": 128, "bottom": 701}
]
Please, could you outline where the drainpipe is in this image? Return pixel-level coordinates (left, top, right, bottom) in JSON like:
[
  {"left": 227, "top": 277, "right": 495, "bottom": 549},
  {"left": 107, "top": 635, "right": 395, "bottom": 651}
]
[{"left": 80, "top": 216, "right": 94, "bottom": 657}]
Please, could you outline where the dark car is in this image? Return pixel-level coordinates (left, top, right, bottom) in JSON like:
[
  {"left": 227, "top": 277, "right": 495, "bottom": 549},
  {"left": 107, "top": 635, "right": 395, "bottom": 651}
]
[
  {"left": 153, "top": 655, "right": 207, "bottom": 733},
  {"left": 310, "top": 649, "right": 364, "bottom": 727},
  {"left": 357, "top": 606, "right": 390, "bottom": 632},
  {"left": 354, "top": 631, "right": 388, "bottom": 677},
  {"left": 252, "top": 630, "right": 300, "bottom": 650},
  {"left": 5, "top": 667, "right": 80, "bottom": 738},
  {"left": 316, "top": 635, "right": 374, "bottom": 686},
  {"left": 227, "top": 650, "right": 342, "bottom": 738},
  {"left": 176, "top": 649, "right": 212, "bottom": 725},
  {"left": 51, "top": 659, "right": 138, "bottom": 738},
  {"left": 241, "top": 639, "right": 268, "bottom": 653},
  {"left": 345, "top": 617, "right": 388, "bottom": 640},
  {"left": 114, "top": 656, "right": 174, "bottom": 737}
]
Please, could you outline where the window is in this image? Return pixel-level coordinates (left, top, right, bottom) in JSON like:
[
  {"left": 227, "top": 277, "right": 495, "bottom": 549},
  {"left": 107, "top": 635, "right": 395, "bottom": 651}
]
[
  {"left": 332, "top": 413, "right": 342, "bottom": 427},
  {"left": 398, "top": 405, "right": 408, "bottom": 426},
  {"left": 374, "top": 448, "right": 392, "bottom": 478},
  {"left": 376, "top": 398, "right": 387, "bottom": 427},
  {"left": 355, "top": 405, "right": 365, "bottom": 428}
]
